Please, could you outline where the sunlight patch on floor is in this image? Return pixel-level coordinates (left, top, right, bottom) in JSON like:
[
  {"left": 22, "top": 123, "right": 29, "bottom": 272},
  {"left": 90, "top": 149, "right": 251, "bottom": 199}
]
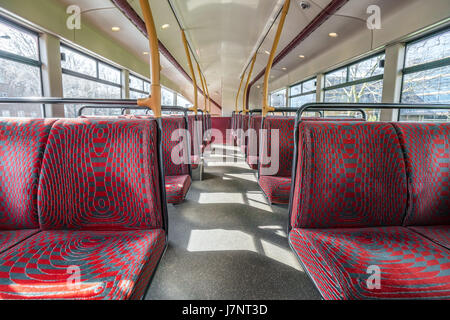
[
  {"left": 187, "top": 230, "right": 256, "bottom": 252},
  {"left": 260, "top": 240, "right": 304, "bottom": 272},
  {"left": 246, "top": 192, "right": 273, "bottom": 213},
  {"left": 198, "top": 193, "right": 245, "bottom": 204}
]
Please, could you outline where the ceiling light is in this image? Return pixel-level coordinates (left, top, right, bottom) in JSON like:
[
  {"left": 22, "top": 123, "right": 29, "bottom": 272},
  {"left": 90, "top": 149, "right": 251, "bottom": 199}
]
[
  {"left": 299, "top": 54, "right": 305, "bottom": 59},
  {"left": 265, "top": 50, "right": 271, "bottom": 55},
  {"left": 143, "top": 51, "right": 149, "bottom": 55},
  {"left": 282, "top": 67, "right": 287, "bottom": 71},
  {"left": 329, "top": 32, "right": 338, "bottom": 38},
  {"left": 161, "top": 24, "right": 170, "bottom": 29},
  {"left": 256, "top": 85, "right": 261, "bottom": 89},
  {"left": 111, "top": 27, "right": 121, "bottom": 32}
]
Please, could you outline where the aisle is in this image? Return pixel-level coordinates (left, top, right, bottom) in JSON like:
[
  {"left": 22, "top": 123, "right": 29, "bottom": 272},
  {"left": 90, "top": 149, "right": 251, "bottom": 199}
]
[{"left": 146, "top": 145, "right": 320, "bottom": 300}]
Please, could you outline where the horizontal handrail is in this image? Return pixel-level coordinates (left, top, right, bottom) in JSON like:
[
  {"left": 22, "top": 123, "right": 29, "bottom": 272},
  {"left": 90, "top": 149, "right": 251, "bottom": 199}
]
[
  {"left": 77, "top": 105, "right": 188, "bottom": 117},
  {"left": 0, "top": 97, "right": 140, "bottom": 105},
  {"left": 297, "top": 102, "right": 450, "bottom": 123}
]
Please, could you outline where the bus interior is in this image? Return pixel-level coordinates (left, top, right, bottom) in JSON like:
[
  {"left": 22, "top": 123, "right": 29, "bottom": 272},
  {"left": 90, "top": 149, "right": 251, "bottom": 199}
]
[{"left": 0, "top": 0, "right": 449, "bottom": 303}]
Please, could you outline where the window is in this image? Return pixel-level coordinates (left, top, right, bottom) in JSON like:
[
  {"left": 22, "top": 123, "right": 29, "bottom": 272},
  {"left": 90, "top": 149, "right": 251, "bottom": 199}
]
[
  {"left": 270, "top": 88, "right": 287, "bottom": 108},
  {"left": 0, "top": 18, "right": 42, "bottom": 117},
  {"left": 129, "top": 74, "right": 150, "bottom": 99},
  {"left": 61, "top": 45, "right": 122, "bottom": 117},
  {"left": 162, "top": 87, "right": 175, "bottom": 106},
  {"left": 324, "top": 53, "right": 385, "bottom": 121},
  {"left": 177, "top": 94, "right": 192, "bottom": 108},
  {"left": 400, "top": 29, "right": 450, "bottom": 122},
  {"left": 289, "top": 78, "right": 316, "bottom": 108}
]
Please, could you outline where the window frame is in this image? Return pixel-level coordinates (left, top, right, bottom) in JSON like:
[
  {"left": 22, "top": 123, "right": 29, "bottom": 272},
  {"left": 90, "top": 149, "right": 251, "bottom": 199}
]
[
  {"left": 323, "top": 51, "right": 385, "bottom": 93},
  {"left": 270, "top": 87, "right": 287, "bottom": 108},
  {"left": 400, "top": 27, "right": 450, "bottom": 105},
  {"left": 289, "top": 77, "right": 317, "bottom": 107},
  {"left": 129, "top": 73, "right": 150, "bottom": 98},
  {"left": 0, "top": 15, "right": 45, "bottom": 117},
  {"left": 60, "top": 44, "right": 123, "bottom": 92}
]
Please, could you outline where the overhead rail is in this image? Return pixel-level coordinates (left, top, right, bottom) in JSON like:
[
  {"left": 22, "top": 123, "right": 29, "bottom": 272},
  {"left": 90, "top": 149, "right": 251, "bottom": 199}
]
[
  {"left": 168, "top": 0, "right": 210, "bottom": 113},
  {"left": 262, "top": 0, "right": 291, "bottom": 117},
  {"left": 246, "top": 0, "right": 349, "bottom": 109},
  {"left": 182, "top": 30, "right": 198, "bottom": 115},
  {"left": 243, "top": 54, "right": 257, "bottom": 114}
]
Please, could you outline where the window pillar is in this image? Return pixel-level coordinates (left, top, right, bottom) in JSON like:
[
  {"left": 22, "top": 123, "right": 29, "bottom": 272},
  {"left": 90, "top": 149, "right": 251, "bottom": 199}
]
[
  {"left": 39, "top": 33, "right": 65, "bottom": 118},
  {"left": 122, "top": 69, "right": 130, "bottom": 99},
  {"left": 381, "top": 43, "right": 406, "bottom": 121},
  {"left": 316, "top": 73, "right": 325, "bottom": 102}
]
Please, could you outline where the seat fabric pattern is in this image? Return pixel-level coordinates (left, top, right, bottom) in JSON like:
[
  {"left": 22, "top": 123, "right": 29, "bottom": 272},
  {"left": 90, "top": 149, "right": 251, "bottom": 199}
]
[
  {"left": 0, "top": 119, "right": 56, "bottom": 229},
  {"left": 259, "top": 176, "right": 292, "bottom": 205},
  {"left": 260, "top": 116, "right": 295, "bottom": 177},
  {"left": 246, "top": 115, "right": 262, "bottom": 170},
  {"left": 393, "top": 123, "right": 450, "bottom": 226},
  {"left": 165, "top": 175, "right": 192, "bottom": 204},
  {"left": 38, "top": 119, "right": 163, "bottom": 231},
  {"left": 291, "top": 122, "right": 407, "bottom": 229},
  {"left": 0, "top": 230, "right": 166, "bottom": 300},
  {"left": 409, "top": 226, "right": 450, "bottom": 250},
  {"left": 0, "top": 229, "right": 38, "bottom": 254},
  {"left": 240, "top": 115, "right": 250, "bottom": 154},
  {"left": 290, "top": 227, "right": 450, "bottom": 300},
  {"left": 161, "top": 117, "right": 189, "bottom": 177}
]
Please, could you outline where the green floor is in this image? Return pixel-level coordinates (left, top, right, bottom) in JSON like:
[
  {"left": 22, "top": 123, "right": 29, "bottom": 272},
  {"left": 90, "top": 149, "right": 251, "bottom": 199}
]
[{"left": 146, "top": 145, "right": 320, "bottom": 300}]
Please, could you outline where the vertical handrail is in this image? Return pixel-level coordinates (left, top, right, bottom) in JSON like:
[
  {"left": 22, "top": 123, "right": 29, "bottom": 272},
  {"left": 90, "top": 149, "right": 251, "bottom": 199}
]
[
  {"left": 182, "top": 30, "right": 198, "bottom": 115},
  {"left": 243, "top": 54, "right": 257, "bottom": 114},
  {"left": 262, "top": 0, "right": 290, "bottom": 117},
  {"left": 137, "top": 0, "right": 161, "bottom": 118},
  {"left": 235, "top": 73, "right": 246, "bottom": 114}
]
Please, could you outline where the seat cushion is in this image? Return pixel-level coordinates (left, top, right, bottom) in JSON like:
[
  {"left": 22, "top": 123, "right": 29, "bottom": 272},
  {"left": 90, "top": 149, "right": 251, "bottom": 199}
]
[
  {"left": 0, "top": 119, "right": 56, "bottom": 230},
  {"left": 0, "top": 229, "right": 38, "bottom": 254},
  {"left": 38, "top": 119, "right": 163, "bottom": 231},
  {"left": 290, "top": 227, "right": 450, "bottom": 300},
  {"left": 0, "top": 229, "right": 166, "bottom": 300},
  {"left": 409, "top": 226, "right": 450, "bottom": 250},
  {"left": 259, "top": 176, "right": 291, "bottom": 204},
  {"left": 166, "top": 175, "right": 191, "bottom": 204},
  {"left": 393, "top": 123, "right": 450, "bottom": 226}
]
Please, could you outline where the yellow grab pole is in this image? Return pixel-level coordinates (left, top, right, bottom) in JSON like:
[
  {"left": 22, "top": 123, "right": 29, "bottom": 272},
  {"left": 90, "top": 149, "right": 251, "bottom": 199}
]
[
  {"left": 182, "top": 30, "right": 198, "bottom": 115},
  {"left": 197, "top": 62, "right": 207, "bottom": 113},
  {"left": 235, "top": 73, "right": 245, "bottom": 114},
  {"left": 243, "top": 54, "right": 257, "bottom": 115},
  {"left": 262, "top": 0, "right": 290, "bottom": 117},
  {"left": 137, "top": 0, "right": 161, "bottom": 117}
]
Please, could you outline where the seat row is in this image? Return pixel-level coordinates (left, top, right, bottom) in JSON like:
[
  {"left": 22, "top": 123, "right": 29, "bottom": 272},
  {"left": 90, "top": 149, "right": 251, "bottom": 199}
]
[
  {"left": 0, "top": 118, "right": 168, "bottom": 299},
  {"left": 288, "top": 120, "right": 450, "bottom": 299}
]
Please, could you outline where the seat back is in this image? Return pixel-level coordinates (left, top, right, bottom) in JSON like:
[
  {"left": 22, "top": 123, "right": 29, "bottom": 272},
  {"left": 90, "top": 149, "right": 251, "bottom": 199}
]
[
  {"left": 247, "top": 114, "right": 262, "bottom": 161},
  {"left": 290, "top": 121, "right": 408, "bottom": 229},
  {"left": 161, "top": 117, "right": 190, "bottom": 176},
  {"left": 188, "top": 115, "right": 202, "bottom": 156},
  {"left": 260, "top": 116, "right": 295, "bottom": 177},
  {"left": 38, "top": 119, "right": 164, "bottom": 231},
  {"left": 0, "top": 119, "right": 56, "bottom": 230},
  {"left": 394, "top": 123, "right": 450, "bottom": 226}
]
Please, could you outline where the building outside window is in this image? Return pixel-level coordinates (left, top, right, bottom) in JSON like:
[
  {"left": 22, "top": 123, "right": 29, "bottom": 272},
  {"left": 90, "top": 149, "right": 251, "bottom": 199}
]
[
  {"left": 324, "top": 53, "right": 385, "bottom": 121},
  {"left": 400, "top": 28, "right": 450, "bottom": 122},
  {"left": 0, "top": 17, "right": 42, "bottom": 117},
  {"left": 61, "top": 45, "right": 122, "bottom": 117},
  {"left": 177, "top": 94, "right": 193, "bottom": 108},
  {"left": 270, "top": 88, "right": 287, "bottom": 108},
  {"left": 289, "top": 78, "right": 316, "bottom": 111}
]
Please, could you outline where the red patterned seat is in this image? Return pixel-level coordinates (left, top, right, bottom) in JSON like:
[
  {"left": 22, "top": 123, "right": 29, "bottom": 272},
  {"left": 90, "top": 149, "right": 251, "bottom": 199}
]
[
  {"left": 0, "top": 119, "right": 55, "bottom": 253},
  {"left": 246, "top": 115, "right": 262, "bottom": 170},
  {"left": 239, "top": 115, "right": 250, "bottom": 155},
  {"left": 165, "top": 175, "right": 191, "bottom": 204},
  {"left": 161, "top": 117, "right": 191, "bottom": 204},
  {"left": 289, "top": 121, "right": 450, "bottom": 299},
  {"left": 259, "top": 176, "right": 291, "bottom": 204},
  {"left": 0, "top": 119, "right": 167, "bottom": 300},
  {"left": 290, "top": 227, "right": 450, "bottom": 300},
  {"left": 188, "top": 115, "right": 202, "bottom": 169},
  {"left": 258, "top": 116, "right": 295, "bottom": 204},
  {"left": 394, "top": 123, "right": 450, "bottom": 250}
]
